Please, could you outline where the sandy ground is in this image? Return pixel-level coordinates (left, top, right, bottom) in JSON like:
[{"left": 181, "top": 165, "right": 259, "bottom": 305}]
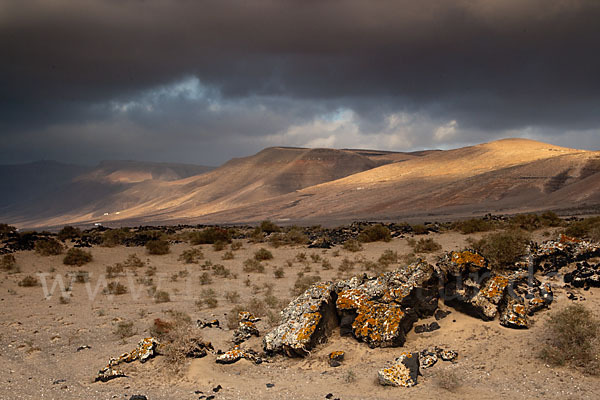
[{"left": 1, "top": 230, "right": 599, "bottom": 400}]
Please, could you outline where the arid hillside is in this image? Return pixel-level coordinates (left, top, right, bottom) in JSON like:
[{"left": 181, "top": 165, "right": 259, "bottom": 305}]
[{"left": 2, "top": 139, "right": 600, "bottom": 228}]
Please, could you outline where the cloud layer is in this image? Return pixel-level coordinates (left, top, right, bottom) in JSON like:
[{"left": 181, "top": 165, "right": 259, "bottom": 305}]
[{"left": 1, "top": 0, "right": 599, "bottom": 165}]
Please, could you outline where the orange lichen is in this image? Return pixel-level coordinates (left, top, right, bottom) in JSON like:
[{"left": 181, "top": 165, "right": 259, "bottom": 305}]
[
  {"left": 479, "top": 275, "right": 509, "bottom": 299},
  {"left": 451, "top": 251, "right": 486, "bottom": 268}
]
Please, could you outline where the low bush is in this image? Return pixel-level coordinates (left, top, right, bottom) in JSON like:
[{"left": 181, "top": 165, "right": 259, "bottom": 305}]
[
  {"left": 35, "top": 238, "right": 64, "bottom": 256},
  {"left": 106, "top": 264, "right": 125, "bottom": 278},
  {"left": 452, "top": 218, "right": 494, "bottom": 234},
  {"left": 63, "top": 248, "right": 93, "bottom": 266},
  {"left": 102, "top": 228, "right": 132, "bottom": 247},
  {"left": 243, "top": 258, "right": 265, "bottom": 273},
  {"left": 564, "top": 216, "right": 600, "bottom": 242},
  {"left": 292, "top": 274, "right": 321, "bottom": 296},
  {"left": 122, "top": 254, "right": 145, "bottom": 268},
  {"left": 222, "top": 250, "right": 234, "bottom": 260},
  {"left": 225, "top": 291, "right": 241, "bottom": 303},
  {"left": 154, "top": 290, "right": 171, "bottom": 303},
  {"left": 358, "top": 224, "right": 391, "bottom": 243},
  {"left": 212, "top": 240, "right": 227, "bottom": 251},
  {"left": 259, "top": 220, "right": 281, "bottom": 234},
  {"left": 58, "top": 225, "right": 81, "bottom": 241},
  {"left": 114, "top": 321, "right": 135, "bottom": 339},
  {"left": 411, "top": 224, "right": 429, "bottom": 235},
  {"left": 103, "top": 281, "right": 128, "bottom": 295},
  {"left": 18, "top": 275, "right": 40, "bottom": 287},
  {"left": 413, "top": 238, "right": 442, "bottom": 253},
  {"left": 274, "top": 267, "right": 285, "bottom": 278},
  {"left": 469, "top": 229, "right": 531, "bottom": 269},
  {"left": 199, "top": 272, "right": 212, "bottom": 285},
  {"left": 230, "top": 241, "right": 243, "bottom": 250},
  {"left": 0, "top": 254, "right": 17, "bottom": 271},
  {"left": 254, "top": 248, "right": 273, "bottom": 261},
  {"left": 146, "top": 239, "right": 170, "bottom": 255},
  {"left": 539, "top": 304, "right": 599, "bottom": 375},
  {"left": 212, "top": 263, "right": 232, "bottom": 278},
  {"left": 200, "top": 288, "right": 218, "bottom": 308},
  {"left": 189, "top": 227, "right": 231, "bottom": 245},
  {"left": 338, "top": 257, "right": 355, "bottom": 273},
  {"left": 178, "top": 248, "right": 204, "bottom": 264},
  {"left": 342, "top": 239, "right": 363, "bottom": 252},
  {"left": 378, "top": 249, "right": 398, "bottom": 265}
]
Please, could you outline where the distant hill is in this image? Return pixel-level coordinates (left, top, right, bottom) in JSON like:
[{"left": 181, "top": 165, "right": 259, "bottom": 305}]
[{"left": 2, "top": 139, "right": 599, "bottom": 228}]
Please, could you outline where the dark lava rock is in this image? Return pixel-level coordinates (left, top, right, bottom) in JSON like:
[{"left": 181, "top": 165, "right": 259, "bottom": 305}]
[
  {"left": 434, "top": 309, "right": 451, "bottom": 320},
  {"left": 414, "top": 322, "right": 440, "bottom": 333},
  {"left": 129, "top": 396, "right": 147, "bottom": 400}
]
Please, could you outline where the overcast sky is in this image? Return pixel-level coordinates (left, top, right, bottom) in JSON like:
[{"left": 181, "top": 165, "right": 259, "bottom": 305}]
[{"left": 1, "top": 0, "right": 599, "bottom": 167}]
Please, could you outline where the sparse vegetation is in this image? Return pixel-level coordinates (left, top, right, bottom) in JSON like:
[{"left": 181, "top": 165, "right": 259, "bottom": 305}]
[
  {"left": 412, "top": 237, "right": 442, "bottom": 253},
  {"left": 146, "top": 239, "right": 170, "bottom": 255},
  {"left": 222, "top": 250, "right": 234, "bottom": 260},
  {"left": 564, "top": 216, "right": 600, "bottom": 242},
  {"left": 212, "top": 263, "right": 232, "bottom": 278},
  {"left": 114, "top": 321, "right": 135, "bottom": 339},
  {"left": 225, "top": 291, "right": 241, "bottom": 303},
  {"left": 469, "top": 229, "right": 531, "bottom": 269},
  {"left": 254, "top": 247, "right": 273, "bottom": 261},
  {"left": 0, "top": 254, "right": 17, "bottom": 271},
  {"left": 189, "top": 227, "right": 231, "bottom": 245},
  {"left": 259, "top": 220, "right": 281, "bottom": 234},
  {"left": 338, "top": 257, "right": 355, "bottom": 273},
  {"left": 274, "top": 267, "right": 285, "bottom": 278},
  {"left": 342, "top": 239, "right": 363, "bottom": 252},
  {"left": 212, "top": 240, "right": 227, "bottom": 251},
  {"left": 178, "top": 248, "right": 204, "bottom": 264},
  {"left": 433, "top": 369, "right": 462, "bottom": 391},
  {"left": 452, "top": 218, "right": 494, "bottom": 234},
  {"left": 411, "top": 224, "right": 428, "bottom": 235},
  {"left": 154, "top": 290, "right": 171, "bottom": 303},
  {"left": 102, "top": 228, "right": 132, "bottom": 247},
  {"left": 199, "top": 288, "right": 218, "bottom": 308},
  {"left": 103, "top": 281, "right": 128, "bottom": 295},
  {"left": 122, "top": 253, "right": 145, "bottom": 268},
  {"left": 18, "top": 275, "right": 40, "bottom": 287},
  {"left": 292, "top": 274, "right": 321, "bottom": 296},
  {"left": 199, "top": 272, "right": 212, "bottom": 285},
  {"left": 106, "top": 264, "right": 124, "bottom": 278},
  {"left": 35, "top": 238, "right": 63, "bottom": 256},
  {"left": 378, "top": 249, "right": 398, "bottom": 265},
  {"left": 230, "top": 241, "right": 243, "bottom": 250},
  {"left": 321, "top": 259, "right": 332, "bottom": 270},
  {"left": 63, "top": 248, "right": 93, "bottom": 266},
  {"left": 243, "top": 258, "right": 265, "bottom": 273},
  {"left": 358, "top": 224, "right": 391, "bottom": 242},
  {"left": 539, "top": 304, "right": 600, "bottom": 375}
]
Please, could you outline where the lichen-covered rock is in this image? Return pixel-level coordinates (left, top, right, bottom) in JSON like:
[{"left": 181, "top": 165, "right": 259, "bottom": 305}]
[
  {"left": 197, "top": 319, "right": 220, "bottom": 329},
  {"left": 328, "top": 351, "right": 345, "bottom": 367},
  {"left": 232, "top": 312, "right": 260, "bottom": 344},
  {"left": 532, "top": 235, "right": 600, "bottom": 273},
  {"left": 263, "top": 282, "right": 337, "bottom": 356},
  {"left": 95, "top": 337, "right": 159, "bottom": 382},
  {"left": 336, "top": 261, "right": 438, "bottom": 348},
  {"left": 216, "top": 345, "right": 261, "bottom": 364},
  {"left": 499, "top": 297, "right": 528, "bottom": 328},
  {"left": 377, "top": 352, "right": 420, "bottom": 387},
  {"left": 419, "top": 349, "right": 438, "bottom": 369},
  {"left": 499, "top": 275, "right": 553, "bottom": 328}
]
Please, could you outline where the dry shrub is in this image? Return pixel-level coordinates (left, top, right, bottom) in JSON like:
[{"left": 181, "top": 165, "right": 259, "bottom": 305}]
[
  {"left": 433, "top": 369, "right": 462, "bottom": 391},
  {"left": 212, "top": 263, "right": 231, "bottom": 278},
  {"left": 114, "top": 321, "right": 136, "bottom": 339},
  {"left": 103, "top": 281, "right": 128, "bottom": 295},
  {"left": 342, "top": 239, "right": 363, "bottom": 252},
  {"left": 412, "top": 238, "right": 442, "bottom": 253},
  {"left": 358, "top": 224, "right": 391, "bottom": 243},
  {"left": 378, "top": 249, "right": 398, "bottom": 265},
  {"left": 178, "top": 248, "right": 204, "bottom": 264},
  {"left": 1, "top": 254, "right": 17, "bottom": 271},
  {"left": 225, "top": 291, "right": 240, "bottom": 303},
  {"left": 146, "top": 239, "right": 170, "bottom": 255},
  {"left": 321, "top": 259, "right": 332, "bottom": 270},
  {"left": 63, "top": 248, "right": 93, "bottom": 266},
  {"left": 222, "top": 250, "right": 234, "bottom": 260},
  {"left": 212, "top": 240, "right": 227, "bottom": 251},
  {"left": 338, "top": 257, "right": 355, "bottom": 273},
  {"left": 200, "top": 288, "right": 218, "bottom": 308},
  {"left": 411, "top": 224, "right": 429, "bottom": 235},
  {"left": 154, "top": 290, "right": 171, "bottom": 303},
  {"left": 564, "top": 216, "right": 600, "bottom": 242},
  {"left": 469, "top": 229, "right": 531, "bottom": 269},
  {"left": 35, "top": 238, "right": 64, "bottom": 256},
  {"left": 274, "top": 267, "right": 285, "bottom": 278},
  {"left": 247, "top": 297, "right": 268, "bottom": 317},
  {"left": 254, "top": 248, "right": 273, "bottom": 261},
  {"left": 57, "top": 225, "right": 81, "bottom": 241},
  {"left": 243, "top": 258, "right": 265, "bottom": 273},
  {"left": 106, "top": 264, "right": 124, "bottom": 278},
  {"left": 18, "top": 275, "right": 40, "bottom": 287},
  {"left": 227, "top": 305, "right": 246, "bottom": 329},
  {"left": 122, "top": 254, "right": 145, "bottom": 268},
  {"left": 231, "top": 241, "right": 243, "bottom": 250},
  {"left": 452, "top": 218, "right": 494, "bottom": 234},
  {"left": 199, "top": 272, "right": 212, "bottom": 285},
  {"left": 102, "top": 228, "right": 132, "bottom": 247},
  {"left": 292, "top": 274, "right": 321, "bottom": 296},
  {"left": 539, "top": 304, "right": 600, "bottom": 375},
  {"left": 189, "top": 227, "right": 231, "bottom": 245},
  {"left": 150, "top": 314, "right": 203, "bottom": 371}
]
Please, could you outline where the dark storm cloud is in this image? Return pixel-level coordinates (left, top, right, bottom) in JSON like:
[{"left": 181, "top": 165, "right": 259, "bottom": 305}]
[{"left": 1, "top": 0, "right": 600, "bottom": 164}]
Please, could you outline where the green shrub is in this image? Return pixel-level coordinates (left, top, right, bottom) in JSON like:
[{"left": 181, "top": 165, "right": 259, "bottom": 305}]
[
  {"left": 358, "top": 224, "right": 391, "bottom": 242},
  {"left": 254, "top": 248, "right": 273, "bottom": 261},
  {"left": 342, "top": 239, "right": 363, "bottom": 252},
  {"left": 539, "top": 304, "right": 600, "bottom": 375},
  {"left": 189, "top": 227, "right": 231, "bottom": 245},
  {"left": 413, "top": 238, "right": 442, "bottom": 253},
  {"left": 18, "top": 275, "right": 40, "bottom": 287},
  {"left": 34, "top": 238, "right": 64, "bottom": 256},
  {"left": 469, "top": 229, "right": 531, "bottom": 269},
  {"left": 63, "top": 248, "right": 93, "bottom": 266},
  {"left": 146, "top": 239, "right": 170, "bottom": 255}
]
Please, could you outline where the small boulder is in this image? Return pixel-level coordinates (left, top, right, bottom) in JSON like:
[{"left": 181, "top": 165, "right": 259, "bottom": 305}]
[
  {"left": 377, "top": 352, "right": 420, "bottom": 387},
  {"left": 328, "top": 351, "right": 345, "bottom": 367}
]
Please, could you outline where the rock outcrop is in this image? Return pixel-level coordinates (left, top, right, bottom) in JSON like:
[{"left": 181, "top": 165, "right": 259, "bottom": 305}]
[{"left": 232, "top": 312, "right": 260, "bottom": 344}]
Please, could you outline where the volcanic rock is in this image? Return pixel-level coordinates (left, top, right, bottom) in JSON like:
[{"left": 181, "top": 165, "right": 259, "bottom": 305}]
[{"left": 377, "top": 352, "right": 420, "bottom": 387}]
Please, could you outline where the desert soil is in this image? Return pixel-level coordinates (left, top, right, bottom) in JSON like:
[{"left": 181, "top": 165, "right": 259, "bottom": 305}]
[{"left": 1, "top": 229, "right": 599, "bottom": 400}]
